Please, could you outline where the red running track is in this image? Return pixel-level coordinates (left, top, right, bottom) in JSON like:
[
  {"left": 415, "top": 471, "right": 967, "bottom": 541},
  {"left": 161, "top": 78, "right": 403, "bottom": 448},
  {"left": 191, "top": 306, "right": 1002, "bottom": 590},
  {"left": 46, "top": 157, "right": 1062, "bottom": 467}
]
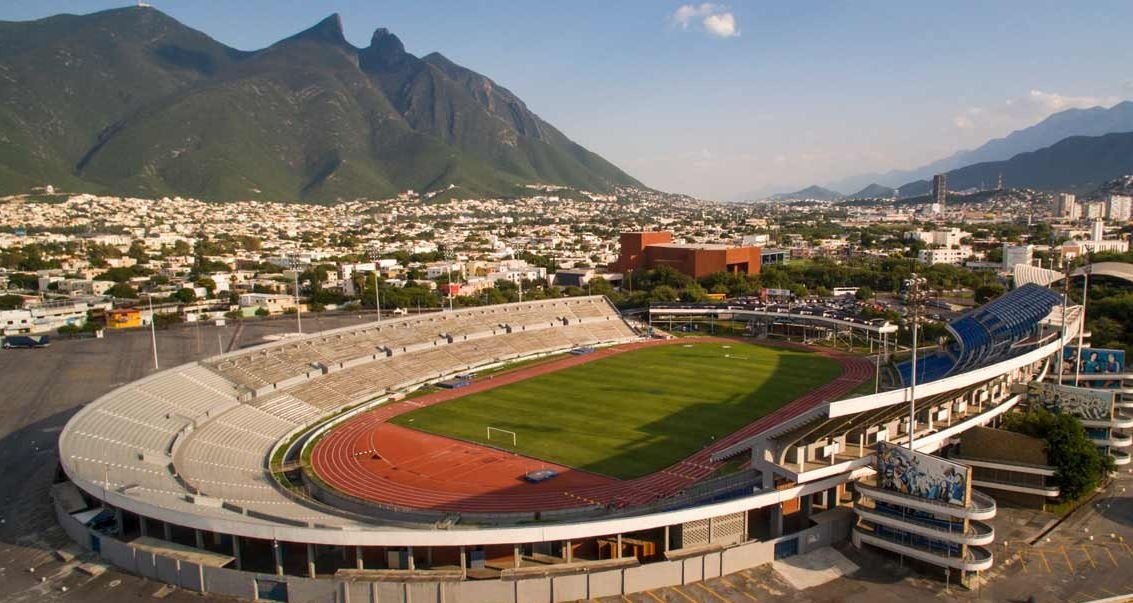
[{"left": 309, "top": 337, "right": 872, "bottom": 514}]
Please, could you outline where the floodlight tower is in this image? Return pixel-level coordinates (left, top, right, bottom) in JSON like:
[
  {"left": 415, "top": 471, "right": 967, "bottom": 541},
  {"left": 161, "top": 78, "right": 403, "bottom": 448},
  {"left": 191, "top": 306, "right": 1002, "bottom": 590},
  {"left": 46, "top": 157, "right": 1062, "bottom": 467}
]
[
  {"left": 368, "top": 247, "right": 382, "bottom": 322},
  {"left": 903, "top": 274, "right": 928, "bottom": 449}
]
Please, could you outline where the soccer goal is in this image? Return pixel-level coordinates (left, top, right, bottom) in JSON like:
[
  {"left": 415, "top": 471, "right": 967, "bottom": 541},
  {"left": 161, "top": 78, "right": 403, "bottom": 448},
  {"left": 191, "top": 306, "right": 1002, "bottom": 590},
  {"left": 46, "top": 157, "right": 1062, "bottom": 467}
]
[{"left": 486, "top": 426, "right": 517, "bottom": 447}]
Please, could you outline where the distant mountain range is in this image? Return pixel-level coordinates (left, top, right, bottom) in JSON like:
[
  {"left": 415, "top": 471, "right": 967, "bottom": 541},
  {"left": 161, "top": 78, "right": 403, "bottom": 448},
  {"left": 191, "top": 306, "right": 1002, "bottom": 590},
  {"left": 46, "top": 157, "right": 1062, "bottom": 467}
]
[
  {"left": 848, "top": 183, "right": 895, "bottom": 199},
  {"left": 770, "top": 185, "right": 843, "bottom": 201},
  {"left": 0, "top": 8, "right": 640, "bottom": 201},
  {"left": 903, "top": 131, "right": 1133, "bottom": 195},
  {"left": 775, "top": 130, "right": 1133, "bottom": 202},
  {"left": 823, "top": 100, "right": 1133, "bottom": 194}
]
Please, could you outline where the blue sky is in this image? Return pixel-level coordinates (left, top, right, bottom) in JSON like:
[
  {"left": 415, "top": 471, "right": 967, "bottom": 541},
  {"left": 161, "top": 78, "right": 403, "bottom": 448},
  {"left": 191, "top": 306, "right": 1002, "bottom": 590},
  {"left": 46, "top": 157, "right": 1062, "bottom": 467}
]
[{"left": 5, "top": 1, "right": 1133, "bottom": 199}]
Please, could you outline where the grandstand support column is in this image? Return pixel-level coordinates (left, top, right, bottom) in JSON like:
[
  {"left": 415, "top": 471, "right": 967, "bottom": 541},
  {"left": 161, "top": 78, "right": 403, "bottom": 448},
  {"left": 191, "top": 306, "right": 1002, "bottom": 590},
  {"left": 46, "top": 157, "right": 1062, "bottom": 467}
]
[
  {"left": 827, "top": 486, "right": 839, "bottom": 509},
  {"left": 513, "top": 545, "right": 521, "bottom": 568},
  {"left": 407, "top": 546, "right": 416, "bottom": 571},
  {"left": 272, "top": 541, "right": 283, "bottom": 576},
  {"left": 459, "top": 547, "right": 467, "bottom": 578},
  {"left": 231, "top": 536, "right": 241, "bottom": 570},
  {"left": 801, "top": 495, "right": 813, "bottom": 521},
  {"left": 306, "top": 544, "right": 316, "bottom": 578},
  {"left": 564, "top": 540, "right": 573, "bottom": 562},
  {"left": 354, "top": 546, "right": 364, "bottom": 569},
  {"left": 113, "top": 507, "right": 123, "bottom": 536},
  {"left": 162, "top": 521, "right": 171, "bottom": 541},
  {"left": 769, "top": 504, "right": 783, "bottom": 538},
  {"left": 664, "top": 527, "right": 670, "bottom": 552},
  {"left": 194, "top": 529, "right": 204, "bottom": 550},
  {"left": 616, "top": 534, "right": 623, "bottom": 559}
]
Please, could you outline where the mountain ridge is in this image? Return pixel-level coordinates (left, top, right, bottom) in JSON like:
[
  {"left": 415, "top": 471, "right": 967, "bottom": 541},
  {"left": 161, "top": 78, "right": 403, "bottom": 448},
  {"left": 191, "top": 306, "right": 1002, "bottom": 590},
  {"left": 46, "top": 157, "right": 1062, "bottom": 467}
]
[
  {"left": 0, "top": 7, "right": 641, "bottom": 201},
  {"left": 823, "top": 100, "right": 1133, "bottom": 194}
]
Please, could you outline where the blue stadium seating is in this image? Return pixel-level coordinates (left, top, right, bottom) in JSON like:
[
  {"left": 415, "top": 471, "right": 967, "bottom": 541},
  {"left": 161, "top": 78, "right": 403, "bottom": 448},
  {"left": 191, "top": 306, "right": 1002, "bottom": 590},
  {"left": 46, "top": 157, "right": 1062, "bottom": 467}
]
[
  {"left": 897, "top": 283, "right": 1062, "bottom": 386},
  {"left": 897, "top": 352, "right": 957, "bottom": 386}
]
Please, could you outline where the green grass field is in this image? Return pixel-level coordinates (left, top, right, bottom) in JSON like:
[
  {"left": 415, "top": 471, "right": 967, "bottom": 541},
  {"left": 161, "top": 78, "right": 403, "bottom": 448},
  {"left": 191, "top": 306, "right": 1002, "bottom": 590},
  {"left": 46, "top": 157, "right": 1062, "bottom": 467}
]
[{"left": 390, "top": 341, "right": 842, "bottom": 479}]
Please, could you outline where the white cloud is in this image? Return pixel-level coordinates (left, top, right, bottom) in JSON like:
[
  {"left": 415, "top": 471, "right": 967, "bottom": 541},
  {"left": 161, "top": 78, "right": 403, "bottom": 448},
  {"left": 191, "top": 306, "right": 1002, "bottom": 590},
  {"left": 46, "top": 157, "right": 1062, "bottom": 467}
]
[
  {"left": 703, "top": 13, "right": 739, "bottom": 38},
  {"left": 671, "top": 4, "right": 739, "bottom": 38}
]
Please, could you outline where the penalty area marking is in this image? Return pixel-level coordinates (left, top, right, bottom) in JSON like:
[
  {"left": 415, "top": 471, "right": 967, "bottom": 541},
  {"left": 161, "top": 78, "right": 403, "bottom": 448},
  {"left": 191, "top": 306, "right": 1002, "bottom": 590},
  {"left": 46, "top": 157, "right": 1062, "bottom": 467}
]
[{"left": 486, "top": 426, "right": 517, "bottom": 447}]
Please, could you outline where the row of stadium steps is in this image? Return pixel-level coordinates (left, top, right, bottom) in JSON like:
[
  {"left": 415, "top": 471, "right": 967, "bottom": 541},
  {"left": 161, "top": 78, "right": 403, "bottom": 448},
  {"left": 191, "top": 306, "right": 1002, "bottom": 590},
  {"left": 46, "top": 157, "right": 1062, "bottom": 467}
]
[
  {"left": 205, "top": 297, "right": 618, "bottom": 392},
  {"left": 61, "top": 366, "right": 251, "bottom": 512},
  {"left": 168, "top": 298, "right": 638, "bottom": 520},
  {"left": 284, "top": 322, "right": 631, "bottom": 411}
]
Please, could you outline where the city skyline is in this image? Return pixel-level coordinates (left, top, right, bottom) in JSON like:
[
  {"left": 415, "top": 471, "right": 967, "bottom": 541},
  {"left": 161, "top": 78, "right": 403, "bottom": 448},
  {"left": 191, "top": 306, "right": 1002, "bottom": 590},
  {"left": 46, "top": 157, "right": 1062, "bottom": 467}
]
[{"left": 4, "top": 1, "right": 1133, "bottom": 200}]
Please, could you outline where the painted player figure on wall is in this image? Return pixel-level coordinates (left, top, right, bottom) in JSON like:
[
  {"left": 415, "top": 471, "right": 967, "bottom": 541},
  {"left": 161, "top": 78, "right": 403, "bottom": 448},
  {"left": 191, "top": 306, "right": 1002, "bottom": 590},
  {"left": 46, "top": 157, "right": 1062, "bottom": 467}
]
[{"left": 876, "top": 442, "right": 968, "bottom": 506}]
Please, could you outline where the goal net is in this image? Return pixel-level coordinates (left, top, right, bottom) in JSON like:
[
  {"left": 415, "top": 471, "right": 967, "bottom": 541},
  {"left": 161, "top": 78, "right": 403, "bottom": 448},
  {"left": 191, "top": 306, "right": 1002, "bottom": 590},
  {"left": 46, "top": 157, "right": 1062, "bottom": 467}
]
[{"left": 486, "top": 426, "right": 517, "bottom": 447}]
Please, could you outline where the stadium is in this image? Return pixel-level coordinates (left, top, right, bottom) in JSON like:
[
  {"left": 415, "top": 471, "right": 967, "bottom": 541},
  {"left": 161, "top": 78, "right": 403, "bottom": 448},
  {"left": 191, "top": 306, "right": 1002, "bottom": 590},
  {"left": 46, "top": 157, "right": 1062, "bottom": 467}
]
[{"left": 53, "top": 283, "right": 1105, "bottom": 602}]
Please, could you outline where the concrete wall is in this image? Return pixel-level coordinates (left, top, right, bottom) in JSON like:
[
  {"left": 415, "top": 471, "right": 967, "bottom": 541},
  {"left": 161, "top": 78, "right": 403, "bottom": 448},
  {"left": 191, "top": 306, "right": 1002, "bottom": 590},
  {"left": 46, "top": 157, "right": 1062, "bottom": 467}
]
[{"left": 54, "top": 498, "right": 850, "bottom": 603}]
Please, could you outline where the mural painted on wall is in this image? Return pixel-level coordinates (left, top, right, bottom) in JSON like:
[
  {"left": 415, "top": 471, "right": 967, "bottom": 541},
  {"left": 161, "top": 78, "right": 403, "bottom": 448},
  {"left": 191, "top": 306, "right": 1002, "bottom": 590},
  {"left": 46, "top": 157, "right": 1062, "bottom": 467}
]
[
  {"left": 875, "top": 441, "right": 971, "bottom": 507},
  {"left": 1029, "top": 381, "right": 1115, "bottom": 421}
]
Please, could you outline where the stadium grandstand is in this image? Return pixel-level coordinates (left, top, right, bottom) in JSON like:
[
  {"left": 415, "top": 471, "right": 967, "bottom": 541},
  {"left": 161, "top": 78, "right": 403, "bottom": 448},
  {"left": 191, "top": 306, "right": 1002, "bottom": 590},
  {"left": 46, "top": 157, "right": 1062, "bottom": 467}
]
[
  {"left": 53, "top": 287, "right": 1094, "bottom": 601},
  {"left": 895, "top": 283, "right": 1064, "bottom": 386}
]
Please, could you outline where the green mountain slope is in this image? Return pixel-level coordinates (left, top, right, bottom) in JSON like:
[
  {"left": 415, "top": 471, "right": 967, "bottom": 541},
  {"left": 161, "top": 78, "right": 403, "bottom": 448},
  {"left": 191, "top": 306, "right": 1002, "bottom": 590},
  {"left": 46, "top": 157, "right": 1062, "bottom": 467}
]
[{"left": 0, "top": 9, "right": 640, "bottom": 200}]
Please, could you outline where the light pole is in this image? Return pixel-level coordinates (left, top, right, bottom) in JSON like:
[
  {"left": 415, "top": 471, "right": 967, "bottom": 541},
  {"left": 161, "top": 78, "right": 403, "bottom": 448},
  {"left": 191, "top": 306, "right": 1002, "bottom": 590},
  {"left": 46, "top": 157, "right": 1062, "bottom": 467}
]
[
  {"left": 289, "top": 254, "right": 302, "bottom": 334},
  {"left": 368, "top": 247, "right": 382, "bottom": 321},
  {"left": 904, "top": 274, "right": 928, "bottom": 450},
  {"left": 147, "top": 293, "right": 159, "bottom": 370},
  {"left": 1075, "top": 261, "right": 1090, "bottom": 387},
  {"left": 444, "top": 249, "right": 455, "bottom": 312}
]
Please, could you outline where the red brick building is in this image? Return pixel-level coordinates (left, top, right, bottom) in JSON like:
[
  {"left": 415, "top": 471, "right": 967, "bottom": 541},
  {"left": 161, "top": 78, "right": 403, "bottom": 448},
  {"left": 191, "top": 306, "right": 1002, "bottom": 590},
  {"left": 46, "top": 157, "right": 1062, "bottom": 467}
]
[{"left": 610, "top": 231, "right": 762, "bottom": 278}]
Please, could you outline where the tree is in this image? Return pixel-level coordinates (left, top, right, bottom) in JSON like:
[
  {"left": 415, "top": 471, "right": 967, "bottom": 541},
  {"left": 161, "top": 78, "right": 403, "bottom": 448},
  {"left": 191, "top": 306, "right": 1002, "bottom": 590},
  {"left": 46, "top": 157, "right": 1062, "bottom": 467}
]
[
  {"left": 855, "top": 286, "right": 875, "bottom": 301},
  {"left": 171, "top": 288, "right": 197, "bottom": 304},
  {"left": 649, "top": 285, "right": 679, "bottom": 303},
  {"left": 1002, "top": 407, "right": 1115, "bottom": 500},
  {"left": 974, "top": 284, "right": 1005, "bottom": 304},
  {"left": 127, "top": 240, "right": 149, "bottom": 263},
  {"left": 195, "top": 277, "right": 217, "bottom": 298},
  {"left": 107, "top": 283, "right": 139, "bottom": 299},
  {"left": 0, "top": 294, "right": 23, "bottom": 310}
]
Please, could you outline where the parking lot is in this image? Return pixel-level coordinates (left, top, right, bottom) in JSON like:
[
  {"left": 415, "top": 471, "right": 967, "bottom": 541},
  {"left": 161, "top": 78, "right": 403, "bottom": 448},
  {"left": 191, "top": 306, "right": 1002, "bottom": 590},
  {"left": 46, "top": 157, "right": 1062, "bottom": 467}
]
[{"left": 0, "top": 313, "right": 375, "bottom": 603}]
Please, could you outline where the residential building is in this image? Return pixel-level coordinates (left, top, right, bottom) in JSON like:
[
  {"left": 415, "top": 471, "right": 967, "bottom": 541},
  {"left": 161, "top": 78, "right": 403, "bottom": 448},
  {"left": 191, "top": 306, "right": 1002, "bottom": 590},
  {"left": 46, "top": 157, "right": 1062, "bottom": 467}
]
[
  {"left": 238, "top": 293, "right": 297, "bottom": 315},
  {"left": 1106, "top": 194, "right": 1132, "bottom": 222},
  {"left": 1057, "top": 193, "right": 1080, "bottom": 219},
  {"left": 918, "top": 247, "right": 973, "bottom": 266},
  {"left": 1001, "top": 244, "right": 1034, "bottom": 273},
  {"left": 932, "top": 174, "right": 947, "bottom": 212}
]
